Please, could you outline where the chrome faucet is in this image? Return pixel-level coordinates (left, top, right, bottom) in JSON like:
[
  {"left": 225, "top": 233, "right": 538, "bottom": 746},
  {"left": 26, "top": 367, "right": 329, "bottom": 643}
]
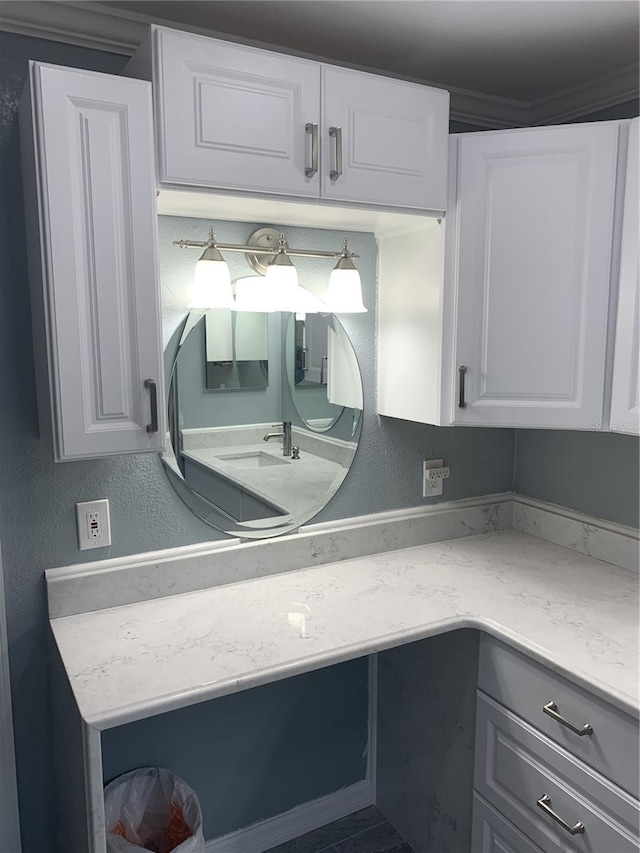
[{"left": 263, "top": 421, "right": 292, "bottom": 456}]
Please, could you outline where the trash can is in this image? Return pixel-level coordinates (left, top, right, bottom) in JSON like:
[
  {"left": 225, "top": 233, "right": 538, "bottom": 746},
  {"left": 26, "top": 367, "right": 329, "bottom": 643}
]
[{"left": 104, "top": 767, "right": 205, "bottom": 853}]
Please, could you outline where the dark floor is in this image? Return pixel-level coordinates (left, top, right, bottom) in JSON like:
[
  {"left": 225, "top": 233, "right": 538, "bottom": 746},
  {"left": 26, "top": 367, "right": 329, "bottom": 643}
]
[{"left": 263, "top": 806, "right": 414, "bottom": 853}]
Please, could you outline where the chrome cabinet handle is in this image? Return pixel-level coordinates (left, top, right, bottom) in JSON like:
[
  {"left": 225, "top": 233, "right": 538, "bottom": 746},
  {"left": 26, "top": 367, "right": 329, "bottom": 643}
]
[
  {"left": 302, "top": 346, "right": 308, "bottom": 372},
  {"left": 305, "top": 122, "right": 318, "bottom": 177},
  {"left": 458, "top": 365, "right": 467, "bottom": 408},
  {"left": 329, "top": 126, "right": 343, "bottom": 180},
  {"left": 543, "top": 702, "right": 593, "bottom": 736},
  {"left": 536, "top": 794, "right": 585, "bottom": 835},
  {"left": 320, "top": 355, "right": 328, "bottom": 385},
  {"left": 144, "top": 379, "right": 158, "bottom": 434}
]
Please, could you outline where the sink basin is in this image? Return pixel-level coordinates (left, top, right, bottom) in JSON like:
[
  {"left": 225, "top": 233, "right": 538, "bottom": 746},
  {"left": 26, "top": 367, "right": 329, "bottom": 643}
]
[{"left": 215, "top": 450, "right": 290, "bottom": 469}]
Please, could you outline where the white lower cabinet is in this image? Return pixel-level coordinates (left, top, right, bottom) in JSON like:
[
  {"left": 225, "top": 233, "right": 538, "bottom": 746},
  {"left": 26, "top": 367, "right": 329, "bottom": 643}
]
[
  {"left": 609, "top": 118, "right": 639, "bottom": 435},
  {"left": 472, "top": 794, "right": 544, "bottom": 853},
  {"left": 377, "top": 120, "right": 633, "bottom": 430},
  {"left": 20, "top": 62, "right": 165, "bottom": 461},
  {"left": 472, "top": 637, "right": 640, "bottom": 853}
]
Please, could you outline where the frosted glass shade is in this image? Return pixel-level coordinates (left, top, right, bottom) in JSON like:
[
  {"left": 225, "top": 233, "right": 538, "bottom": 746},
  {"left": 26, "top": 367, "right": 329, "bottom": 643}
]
[
  {"left": 189, "top": 258, "right": 234, "bottom": 309},
  {"left": 326, "top": 267, "right": 367, "bottom": 313},
  {"left": 264, "top": 263, "right": 300, "bottom": 311}
]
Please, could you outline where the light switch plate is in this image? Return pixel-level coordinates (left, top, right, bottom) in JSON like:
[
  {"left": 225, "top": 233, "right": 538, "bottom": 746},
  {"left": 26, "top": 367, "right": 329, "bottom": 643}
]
[{"left": 76, "top": 499, "right": 111, "bottom": 550}]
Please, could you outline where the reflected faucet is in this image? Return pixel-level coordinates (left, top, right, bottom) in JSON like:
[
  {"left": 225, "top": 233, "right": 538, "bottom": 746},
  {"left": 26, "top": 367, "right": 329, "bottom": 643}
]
[{"left": 263, "top": 421, "right": 292, "bottom": 457}]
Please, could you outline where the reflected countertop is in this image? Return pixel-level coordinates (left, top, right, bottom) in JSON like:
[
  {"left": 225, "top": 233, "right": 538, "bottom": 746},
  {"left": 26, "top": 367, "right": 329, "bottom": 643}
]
[
  {"left": 182, "top": 442, "right": 347, "bottom": 518},
  {"left": 50, "top": 529, "right": 639, "bottom": 729}
]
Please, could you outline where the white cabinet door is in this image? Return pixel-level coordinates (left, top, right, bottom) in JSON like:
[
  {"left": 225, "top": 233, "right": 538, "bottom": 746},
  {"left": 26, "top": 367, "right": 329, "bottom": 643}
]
[
  {"left": 155, "top": 28, "right": 321, "bottom": 196},
  {"left": 321, "top": 66, "right": 449, "bottom": 211},
  {"left": 21, "top": 62, "right": 165, "bottom": 461},
  {"left": 609, "top": 119, "right": 639, "bottom": 435},
  {"left": 450, "top": 124, "right": 619, "bottom": 428}
]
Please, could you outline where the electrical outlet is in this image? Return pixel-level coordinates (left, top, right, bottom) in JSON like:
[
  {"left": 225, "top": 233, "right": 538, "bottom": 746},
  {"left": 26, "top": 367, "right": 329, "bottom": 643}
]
[
  {"left": 76, "top": 499, "right": 111, "bottom": 550},
  {"left": 423, "top": 459, "right": 451, "bottom": 498}
]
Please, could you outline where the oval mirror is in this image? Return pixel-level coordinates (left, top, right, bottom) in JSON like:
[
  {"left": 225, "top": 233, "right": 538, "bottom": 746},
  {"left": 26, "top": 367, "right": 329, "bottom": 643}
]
[{"left": 162, "top": 308, "right": 363, "bottom": 538}]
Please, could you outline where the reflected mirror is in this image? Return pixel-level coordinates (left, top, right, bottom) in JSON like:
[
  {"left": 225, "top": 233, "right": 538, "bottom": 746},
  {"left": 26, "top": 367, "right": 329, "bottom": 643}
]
[{"left": 162, "top": 309, "right": 363, "bottom": 539}]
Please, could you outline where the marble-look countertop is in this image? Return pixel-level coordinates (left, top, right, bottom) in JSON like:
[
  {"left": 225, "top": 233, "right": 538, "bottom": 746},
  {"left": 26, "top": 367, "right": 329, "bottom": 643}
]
[
  {"left": 182, "top": 443, "right": 347, "bottom": 519},
  {"left": 50, "top": 530, "right": 639, "bottom": 730}
]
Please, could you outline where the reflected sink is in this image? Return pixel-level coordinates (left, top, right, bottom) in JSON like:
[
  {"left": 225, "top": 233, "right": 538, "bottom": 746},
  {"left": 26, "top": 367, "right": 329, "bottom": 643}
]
[{"left": 215, "top": 450, "right": 290, "bottom": 469}]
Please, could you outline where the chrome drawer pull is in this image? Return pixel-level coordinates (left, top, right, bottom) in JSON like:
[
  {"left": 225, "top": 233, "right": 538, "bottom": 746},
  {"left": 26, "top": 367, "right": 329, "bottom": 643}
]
[
  {"left": 329, "top": 126, "right": 343, "bottom": 180},
  {"left": 305, "top": 122, "right": 318, "bottom": 177},
  {"left": 543, "top": 701, "right": 593, "bottom": 736},
  {"left": 537, "top": 794, "right": 585, "bottom": 835}
]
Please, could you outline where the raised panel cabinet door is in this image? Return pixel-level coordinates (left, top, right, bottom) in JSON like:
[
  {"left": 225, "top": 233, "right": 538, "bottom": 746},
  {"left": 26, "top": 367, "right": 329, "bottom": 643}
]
[
  {"left": 450, "top": 124, "right": 619, "bottom": 428},
  {"left": 22, "top": 62, "right": 165, "bottom": 460},
  {"left": 155, "top": 28, "right": 321, "bottom": 196},
  {"left": 609, "top": 119, "right": 639, "bottom": 435},
  {"left": 321, "top": 66, "right": 449, "bottom": 211}
]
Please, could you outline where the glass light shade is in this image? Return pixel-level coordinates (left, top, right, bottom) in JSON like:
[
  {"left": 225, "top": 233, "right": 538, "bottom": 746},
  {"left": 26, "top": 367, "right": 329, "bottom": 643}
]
[
  {"left": 264, "top": 263, "right": 301, "bottom": 311},
  {"left": 326, "top": 267, "right": 367, "bottom": 313},
  {"left": 189, "top": 257, "right": 234, "bottom": 309},
  {"left": 233, "top": 276, "right": 277, "bottom": 312}
]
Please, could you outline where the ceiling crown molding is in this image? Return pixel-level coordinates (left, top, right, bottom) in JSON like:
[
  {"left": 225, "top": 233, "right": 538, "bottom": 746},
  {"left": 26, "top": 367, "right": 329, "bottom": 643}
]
[
  {"left": 530, "top": 65, "right": 639, "bottom": 125},
  {"left": 0, "top": 0, "right": 637, "bottom": 130}
]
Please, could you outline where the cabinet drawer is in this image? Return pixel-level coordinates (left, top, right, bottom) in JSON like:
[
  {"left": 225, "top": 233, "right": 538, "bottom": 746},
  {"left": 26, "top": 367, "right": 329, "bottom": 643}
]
[
  {"left": 475, "top": 692, "right": 640, "bottom": 853},
  {"left": 472, "top": 793, "right": 545, "bottom": 853},
  {"left": 479, "top": 636, "right": 639, "bottom": 796}
]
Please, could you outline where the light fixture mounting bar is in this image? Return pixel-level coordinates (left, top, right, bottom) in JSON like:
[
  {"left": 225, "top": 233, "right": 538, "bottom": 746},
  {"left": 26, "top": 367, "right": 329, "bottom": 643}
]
[{"left": 172, "top": 239, "right": 358, "bottom": 260}]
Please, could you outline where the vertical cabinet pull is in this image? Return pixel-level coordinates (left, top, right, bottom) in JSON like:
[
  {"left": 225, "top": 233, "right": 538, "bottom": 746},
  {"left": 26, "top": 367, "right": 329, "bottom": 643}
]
[
  {"left": 458, "top": 365, "right": 467, "bottom": 408},
  {"left": 536, "top": 795, "right": 585, "bottom": 835},
  {"left": 144, "top": 379, "right": 158, "bottom": 434},
  {"left": 329, "top": 126, "right": 343, "bottom": 180},
  {"left": 305, "top": 122, "right": 318, "bottom": 177}
]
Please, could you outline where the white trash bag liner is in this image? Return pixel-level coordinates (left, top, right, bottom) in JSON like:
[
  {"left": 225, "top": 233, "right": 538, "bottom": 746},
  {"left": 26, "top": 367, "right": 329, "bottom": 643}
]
[{"left": 105, "top": 767, "right": 205, "bottom": 853}]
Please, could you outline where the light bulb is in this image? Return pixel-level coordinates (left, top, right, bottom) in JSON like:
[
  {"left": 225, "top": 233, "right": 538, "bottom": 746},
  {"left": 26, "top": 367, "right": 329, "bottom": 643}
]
[{"left": 326, "top": 267, "right": 367, "bottom": 313}]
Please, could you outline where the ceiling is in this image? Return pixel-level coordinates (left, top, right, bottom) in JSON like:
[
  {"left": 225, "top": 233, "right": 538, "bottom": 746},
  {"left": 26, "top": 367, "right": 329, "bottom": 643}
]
[{"left": 99, "top": 0, "right": 639, "bottom": 103}]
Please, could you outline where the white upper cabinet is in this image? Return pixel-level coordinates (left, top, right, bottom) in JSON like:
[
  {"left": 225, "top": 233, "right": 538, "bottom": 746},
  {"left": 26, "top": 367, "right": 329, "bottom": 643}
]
[
  {"left": 377, "top": 122, "right": 623, "bottom": 429},
  {"left": 451, "top": 124, "right": 619, "bottom": 428},
  {"left": 20, "top": 62, "right": 165, "bottom": 461},
  {"left": 609, "top": 119, "right": 639, "bottom": 435},
  {"left": 128, "top": 26, "right": 449, "bottom": 212},
  {"left": 154, "top": 28, "right": 321, "bottom": 197},
  {"left": 320, "top": 67, "right": 449, "bottom": 210}
]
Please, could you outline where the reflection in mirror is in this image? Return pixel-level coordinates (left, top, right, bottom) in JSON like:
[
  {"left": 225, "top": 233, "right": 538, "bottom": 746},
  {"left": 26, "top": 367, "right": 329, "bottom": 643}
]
[
  {"left": 162, "top": 309, "right": 363, "bottom": 539},
  {"left": 205, "top": 309, "right": 268, "bottom": 391}
]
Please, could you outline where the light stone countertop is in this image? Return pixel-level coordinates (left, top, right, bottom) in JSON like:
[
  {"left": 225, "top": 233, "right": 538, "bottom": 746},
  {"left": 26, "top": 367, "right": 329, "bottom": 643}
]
[
  {"left": 50, "top": 529, "right": 639, "bottom": 730},
  {"left": 182, "top": 443, "right": 347, "bottom": 519}
]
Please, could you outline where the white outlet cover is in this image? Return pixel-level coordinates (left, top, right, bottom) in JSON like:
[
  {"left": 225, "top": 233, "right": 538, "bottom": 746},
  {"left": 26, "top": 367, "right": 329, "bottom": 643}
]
[
  {"left": 76, "top": 499, "right": 111, "bottom": 550},
  {"left": 423, "top": 459, "right": 445, "bottom": 498}
]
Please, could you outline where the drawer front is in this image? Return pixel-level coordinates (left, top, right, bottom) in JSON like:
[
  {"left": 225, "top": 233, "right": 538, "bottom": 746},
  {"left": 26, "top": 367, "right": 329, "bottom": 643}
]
[
  {"left": 479, "top": 636, "right": 639, "bottom": 797},
  {"left": 475, "top": 692, "right": 640, "bottom": 853},
  {"left": 473, "top": 793, "right": 546, "bottom": 853}
]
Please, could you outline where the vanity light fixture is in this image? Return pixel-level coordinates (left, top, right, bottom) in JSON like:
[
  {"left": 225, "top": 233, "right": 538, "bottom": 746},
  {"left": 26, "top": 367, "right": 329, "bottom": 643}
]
[
  {"left": 174, "top": 226, "right": 366, "bottom": 313},
  {"left": 188, "top": 228, "right": 234, "bottom": 309},
  {"left": 326, "top": 240, "right": 367, "bottom": 313}
]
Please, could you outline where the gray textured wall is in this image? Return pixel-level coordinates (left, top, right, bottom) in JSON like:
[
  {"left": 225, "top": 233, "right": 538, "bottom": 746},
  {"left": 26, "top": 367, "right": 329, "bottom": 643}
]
[
  {"left": 515, "top": 429, "right": 639, "bottom": 527},
  {"left": 102, "top": 658, "right": 369, "bottom": 840},
  {"left": 0, "top": 31, "right": 514, "bottom": 853}
]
